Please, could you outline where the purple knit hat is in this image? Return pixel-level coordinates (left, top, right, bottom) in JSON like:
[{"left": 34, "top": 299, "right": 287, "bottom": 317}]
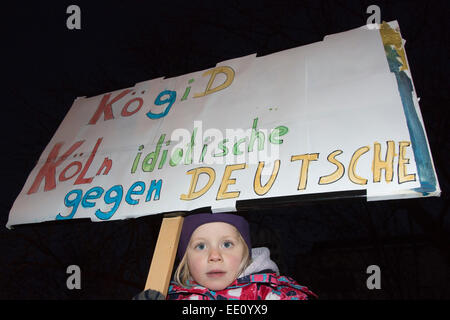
[{"left": 177, "top": 213, "right": 251, "bottom": 261}]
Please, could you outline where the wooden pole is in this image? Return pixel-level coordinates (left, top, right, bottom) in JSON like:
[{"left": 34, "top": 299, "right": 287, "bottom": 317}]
[{"left": 144, "top": 214, "right": 184, "bottom": 297}]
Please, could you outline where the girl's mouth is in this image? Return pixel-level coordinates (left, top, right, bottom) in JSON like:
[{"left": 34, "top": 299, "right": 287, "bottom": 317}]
[{"left": 206, "top": 270, "right": 226, "bottom": 278}]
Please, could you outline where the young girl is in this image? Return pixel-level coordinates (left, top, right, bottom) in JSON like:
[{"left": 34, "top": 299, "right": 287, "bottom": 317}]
[{"left": 166, "top": 213, "right": 317, "bottom": 300}]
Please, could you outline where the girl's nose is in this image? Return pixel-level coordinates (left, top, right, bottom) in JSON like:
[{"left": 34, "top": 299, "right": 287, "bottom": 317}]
[{"left": 208, "top": 248, "right": 222, "bottom": 262}]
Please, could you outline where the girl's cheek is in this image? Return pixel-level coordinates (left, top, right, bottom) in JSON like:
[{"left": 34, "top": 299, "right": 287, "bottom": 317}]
[
  {"left": 188, "top": 253, "right": 204, "bottom": 271},
  {"left": 227, "top": 254, "right": 243, "bottom": 267}
]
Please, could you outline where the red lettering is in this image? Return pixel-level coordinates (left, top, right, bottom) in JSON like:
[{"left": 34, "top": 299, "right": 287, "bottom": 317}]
[
  {"left": 88, "top": 89, "right": 132, "bottom": 125},
  {"left": 59, "top": 161, "right": 82, "bottom": 181},
  {"left": 121, "top": 97, "right": 143, "bottom": 117},
  {"left": 96, "top": 157, "right": 112, "bottom": 176},
  {"left": 74, "top": 138, "right": 103, "bottom": 185},
  {"left": 27, "top": 140, "right": 84, "bottom": 194}
]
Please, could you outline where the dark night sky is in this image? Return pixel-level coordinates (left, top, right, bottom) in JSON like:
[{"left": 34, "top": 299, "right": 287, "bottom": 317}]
[{"left": 1, "top": 0, "right": 449, "bottom": 301}]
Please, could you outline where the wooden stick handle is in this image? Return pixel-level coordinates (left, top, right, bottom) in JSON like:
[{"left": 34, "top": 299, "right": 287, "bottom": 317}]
[{"left": 144, "top": 215, "right": 184, "bottom": 297}]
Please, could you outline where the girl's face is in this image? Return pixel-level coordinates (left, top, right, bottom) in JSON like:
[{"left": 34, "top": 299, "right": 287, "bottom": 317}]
[{"left": 186, "top": 222, "right": 245, "bottom": 291}]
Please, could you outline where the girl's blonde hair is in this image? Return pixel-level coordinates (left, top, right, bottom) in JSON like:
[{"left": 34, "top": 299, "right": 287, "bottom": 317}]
[{"left": 174, "top": 229, "right": 252, "bottom": 288}]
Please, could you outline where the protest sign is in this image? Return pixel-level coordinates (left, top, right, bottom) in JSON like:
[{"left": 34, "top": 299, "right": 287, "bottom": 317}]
[{"left": 7, "top": 21, "right": 440, "bottom": 228}]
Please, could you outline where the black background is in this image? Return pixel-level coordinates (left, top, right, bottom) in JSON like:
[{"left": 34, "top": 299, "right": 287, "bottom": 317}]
[{"left": 1, "top": 0, "right": 449, "bottom": 300}]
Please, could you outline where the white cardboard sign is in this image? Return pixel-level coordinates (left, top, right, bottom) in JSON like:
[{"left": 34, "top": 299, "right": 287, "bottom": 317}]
[{"left": 7, "top": 21, "right": 440, "bottom": 228}]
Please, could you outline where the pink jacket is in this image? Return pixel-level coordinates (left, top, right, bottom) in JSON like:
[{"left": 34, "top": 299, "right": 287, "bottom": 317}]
[
  {"left": 166, "top": 247, "right": 317, "bottom": 300},
  {"left": 167, "top": 272, "right": 317, "bottom": 300}
]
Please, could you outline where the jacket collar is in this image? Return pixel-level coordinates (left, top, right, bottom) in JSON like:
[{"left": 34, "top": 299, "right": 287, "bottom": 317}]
[
  {"left": 239, "top": 247, "right": 280, "bottom": 277},
  {"left": 169, "top": 271, "right": 281, "bottom": 296}
]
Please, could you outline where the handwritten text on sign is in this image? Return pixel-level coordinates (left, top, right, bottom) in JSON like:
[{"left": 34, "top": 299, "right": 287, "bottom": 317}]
[{"left": 8, "top": 22, "right": 435, "bottom": 228}]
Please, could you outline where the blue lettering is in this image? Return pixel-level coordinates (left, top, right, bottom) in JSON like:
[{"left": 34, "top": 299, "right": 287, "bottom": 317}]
[
  {"left": 95, "top": 185, "right": 123, "bottom": 220},
  {"left": 82, "top": 186, "right": 104, "bottom": 208},
  {"left": 56, "top": 180, "right": 163, "bottom": 221},
  {"left": 146, "top": 90, "right": 176, "bottom": 119},
  {"left": 56, "top": 189, "right": 83, "bottom": 220},
  {"left": 146, "top": 179, "right": 162, "bottom": 201},
  {"left": 125, "top": 181, "right": 145, "bottom": 205}
]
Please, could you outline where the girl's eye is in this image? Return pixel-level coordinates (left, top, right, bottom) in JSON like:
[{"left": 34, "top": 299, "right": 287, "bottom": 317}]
[
  {"left": 222, "top": 241, "right": 234, "bottom": 249},
  {"left": 195, "top": 243, "right": 206, "bottom": 250}
]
